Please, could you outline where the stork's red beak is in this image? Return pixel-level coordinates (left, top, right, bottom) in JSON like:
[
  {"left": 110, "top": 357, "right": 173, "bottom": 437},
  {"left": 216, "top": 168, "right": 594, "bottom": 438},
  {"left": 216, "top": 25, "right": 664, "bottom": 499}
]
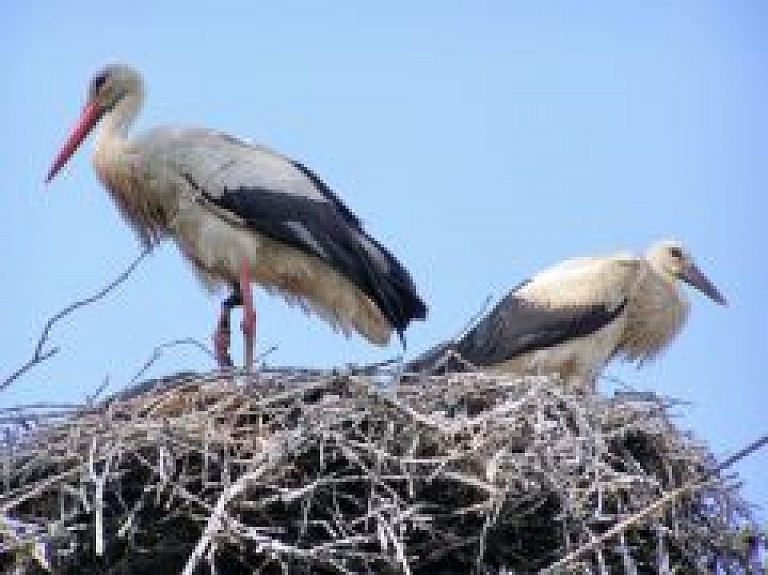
[{"left": 45, "top": 102, "right": 104, "bottom": 183}]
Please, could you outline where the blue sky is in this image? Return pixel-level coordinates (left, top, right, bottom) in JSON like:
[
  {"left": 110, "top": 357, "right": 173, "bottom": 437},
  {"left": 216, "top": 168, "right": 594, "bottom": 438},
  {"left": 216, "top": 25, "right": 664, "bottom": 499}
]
[{"left": 2, "top": 2, "right": 766, "bottom": 518}]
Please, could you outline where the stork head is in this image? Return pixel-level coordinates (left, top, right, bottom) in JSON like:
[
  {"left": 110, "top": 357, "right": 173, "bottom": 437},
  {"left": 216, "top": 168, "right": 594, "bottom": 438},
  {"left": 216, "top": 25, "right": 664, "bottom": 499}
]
[
  {"left": 646, "top": 239, "right": 727, "bottom": 306},
  {"left": 46, "top": 64, "right": 143, "bottom": 183}
]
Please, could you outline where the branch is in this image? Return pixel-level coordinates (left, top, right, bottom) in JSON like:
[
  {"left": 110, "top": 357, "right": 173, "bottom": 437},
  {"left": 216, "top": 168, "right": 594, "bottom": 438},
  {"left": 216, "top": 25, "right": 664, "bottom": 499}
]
[
  {"left": 452, "top": 293, "right": 493, "bottom": 342},
  {"left": 127, "top": 337, "right": 215, "bottom": 386},
  {"left": 538, "top": 433, "right": 768, "bottom": 574},
  {"left": 1, "top": 247, "right": 151, "bottom": 393}
]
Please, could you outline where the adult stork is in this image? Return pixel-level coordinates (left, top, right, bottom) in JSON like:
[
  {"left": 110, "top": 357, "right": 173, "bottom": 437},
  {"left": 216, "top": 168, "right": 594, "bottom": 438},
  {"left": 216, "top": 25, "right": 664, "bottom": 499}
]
[
  {"left": 46, "top": 64, "right": 427, "bottom": 369},
  {"left": 408, "top": 239, "right": 726, "bottom": 391}
]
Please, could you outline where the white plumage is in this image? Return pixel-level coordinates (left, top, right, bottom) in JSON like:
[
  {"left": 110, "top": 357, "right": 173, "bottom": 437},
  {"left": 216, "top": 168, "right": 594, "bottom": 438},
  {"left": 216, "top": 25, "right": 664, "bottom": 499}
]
[
  {"left": 47, "top": 64, "right": 427, "bottom": 369},
  {"left": 411, "top": 239, "right": 726, "bottom": 392}
]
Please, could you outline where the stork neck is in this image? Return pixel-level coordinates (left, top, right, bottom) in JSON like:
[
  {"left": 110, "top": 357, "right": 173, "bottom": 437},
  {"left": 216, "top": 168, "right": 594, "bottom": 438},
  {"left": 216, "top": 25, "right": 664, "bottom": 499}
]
[
  {"left": 656, "top": 264, "right": 678, "bottom": 284},
  {"left": 646, "top": 262, "right": 681, "bottom": 303},
  {"left": 644, "top": 253, "right": 673, "bottom": 281},
  {"left": 96, "top": 91, "right": 142, "bottom": 150}
]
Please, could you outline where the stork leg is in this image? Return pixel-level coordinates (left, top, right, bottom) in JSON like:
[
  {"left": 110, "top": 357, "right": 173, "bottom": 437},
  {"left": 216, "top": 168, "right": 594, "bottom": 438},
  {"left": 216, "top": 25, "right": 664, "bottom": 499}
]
[
  {"left": 213, "top": 287, "right": 242, "bottom": 369},
  {"left": 239, "top": 258, "right": 256, "bottom": 371}
]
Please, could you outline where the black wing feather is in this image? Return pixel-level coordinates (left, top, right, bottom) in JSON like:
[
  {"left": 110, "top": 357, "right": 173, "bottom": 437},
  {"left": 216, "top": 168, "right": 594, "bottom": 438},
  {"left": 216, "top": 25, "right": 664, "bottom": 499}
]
[
  {"left": 289, "top": 160, "right": 363, "bottom": 228},
  {"left": 455, "top": 291, "right": 627, "bottom": 366},
  {"left": 182, "top": 173, "right": 426, "bottom": 341}
]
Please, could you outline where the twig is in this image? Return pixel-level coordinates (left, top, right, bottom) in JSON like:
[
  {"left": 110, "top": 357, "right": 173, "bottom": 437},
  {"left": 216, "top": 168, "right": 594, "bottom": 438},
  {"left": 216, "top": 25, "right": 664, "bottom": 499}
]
[
  {"left": 377, "top": 512, "right": 411, "bottom": 575},
  {"left": 128, "top": 337, "right": 215, "bottom": 386},
  {"left": 345, "top": 356, "right": 403, "bottom": 376},
  {"left": 452, "top": 293, "right": 494, "bottom": 342},
  {"left": 1, "top": 370, "right": 761, "bottom": 572},
  {"left": 86, "top": 376, "right": 111, "bottom": 406},
  {"left": 255, "top": 344, "right": 279, "bottom": 364},
  {"left": 711, "top": 434, "right": 768, "bottom": 475},
  {"left": 1, "top": 247, "right": 151, "bottom": 392},
  {"left": 0, "top": 465, "right": 86, "bottom": 514},
  {"left": 538, "top": 433, "right": 768, "bottom": 574},
  {"left": 181, "top": 463, "right": 270, "bottom": 575}
]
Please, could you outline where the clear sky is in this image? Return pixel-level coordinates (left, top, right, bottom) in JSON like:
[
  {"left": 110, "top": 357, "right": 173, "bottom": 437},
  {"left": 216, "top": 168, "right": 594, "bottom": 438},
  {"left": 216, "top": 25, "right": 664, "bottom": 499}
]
[{"left": 2, "top": 2, "right": 766, "bottom": 519}]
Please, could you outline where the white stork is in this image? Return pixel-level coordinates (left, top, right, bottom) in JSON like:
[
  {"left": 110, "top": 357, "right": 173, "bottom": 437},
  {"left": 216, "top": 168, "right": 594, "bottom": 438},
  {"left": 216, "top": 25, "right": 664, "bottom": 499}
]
[
  {"left": 409, "top": 239, "right": 726, "bottom": 391},
  {"left": 46, "top": 64, "right": 427, "bottom": 370}
]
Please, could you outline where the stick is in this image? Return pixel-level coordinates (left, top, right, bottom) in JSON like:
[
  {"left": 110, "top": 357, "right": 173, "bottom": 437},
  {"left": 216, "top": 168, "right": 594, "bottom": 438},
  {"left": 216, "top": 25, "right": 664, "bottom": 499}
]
[
  {"left": 538, "top": 434, "right": 768, "bottom": 574},
  {"left": 1, "top": 248, "right": 151, "bottom": 392}
]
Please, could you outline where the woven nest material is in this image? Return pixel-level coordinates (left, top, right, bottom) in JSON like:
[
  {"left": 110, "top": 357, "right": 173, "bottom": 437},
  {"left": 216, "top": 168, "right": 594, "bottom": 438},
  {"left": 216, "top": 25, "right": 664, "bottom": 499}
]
[{"left": 0, "top": 368, "right": 763, "bottom": 574}]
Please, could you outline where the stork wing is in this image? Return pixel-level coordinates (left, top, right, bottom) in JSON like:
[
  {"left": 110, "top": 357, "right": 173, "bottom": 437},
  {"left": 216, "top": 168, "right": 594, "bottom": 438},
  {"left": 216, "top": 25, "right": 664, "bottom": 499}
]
[
  {"left": 142, "top": 127, "right": 427, "bottom": 336},
  {"left": 142, "top": 127, "right": 362, "bottom": 224},
  {"left": 455, "top": 255, "right": 637, "bottom": 366},
  {"left": 456, "top": 292, "right": 627, "bottom": 366}
]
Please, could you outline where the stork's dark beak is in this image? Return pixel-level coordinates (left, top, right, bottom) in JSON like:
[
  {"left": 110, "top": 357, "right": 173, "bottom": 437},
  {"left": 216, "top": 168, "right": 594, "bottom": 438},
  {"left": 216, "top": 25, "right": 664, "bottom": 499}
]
[
  {"left": 45, "top": 101, "right": 105, "bottom": 183},
  {"left": 680, "top": 263, "right": 727, "bottom": 306}
]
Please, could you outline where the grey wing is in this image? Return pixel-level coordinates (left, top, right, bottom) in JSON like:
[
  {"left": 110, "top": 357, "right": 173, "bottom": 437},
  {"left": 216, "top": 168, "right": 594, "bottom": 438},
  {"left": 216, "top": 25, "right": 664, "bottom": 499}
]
[{"left": 143, "top": 127, "right": 355, "bottom": 218}]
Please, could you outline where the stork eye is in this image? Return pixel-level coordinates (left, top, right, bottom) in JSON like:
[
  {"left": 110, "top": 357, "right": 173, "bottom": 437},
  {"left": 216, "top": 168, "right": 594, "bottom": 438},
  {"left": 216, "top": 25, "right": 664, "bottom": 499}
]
[
  {"left": 90, "top": 71, "right": 111, "bottom": 96},
  {"left": 668, "top": 246, "right": 683, "bottom": 259}
]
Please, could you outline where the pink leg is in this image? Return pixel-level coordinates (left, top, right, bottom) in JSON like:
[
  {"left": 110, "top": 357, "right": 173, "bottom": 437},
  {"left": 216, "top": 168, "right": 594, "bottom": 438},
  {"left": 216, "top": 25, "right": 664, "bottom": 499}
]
[{"left": 239, "top": 258, "right": 256, "bottom": 371}]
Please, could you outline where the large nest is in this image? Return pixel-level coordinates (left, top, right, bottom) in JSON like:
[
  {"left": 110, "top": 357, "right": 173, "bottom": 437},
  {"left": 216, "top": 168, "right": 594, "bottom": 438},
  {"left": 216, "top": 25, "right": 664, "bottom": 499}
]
[{"left": 0, "top": 368, "right": 763, "bottom": 574}]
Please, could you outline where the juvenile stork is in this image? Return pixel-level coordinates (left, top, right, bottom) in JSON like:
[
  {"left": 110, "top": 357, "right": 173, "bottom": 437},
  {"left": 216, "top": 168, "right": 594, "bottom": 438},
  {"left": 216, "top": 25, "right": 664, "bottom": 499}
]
[
  {"left": 46, "top": 64, "right": 427, "bottom": 369},
  {"left": 409, "top": 239, "right": 726, "bottom": 391}
]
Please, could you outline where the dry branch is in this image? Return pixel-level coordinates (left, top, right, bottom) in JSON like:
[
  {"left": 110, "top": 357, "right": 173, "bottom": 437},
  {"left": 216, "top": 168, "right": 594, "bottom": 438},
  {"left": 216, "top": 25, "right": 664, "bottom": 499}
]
[
  {"left": 539, "top": 434, "right": 768, "bottom": 574},
  {"left": 1, "top": 248, "right": 151, "bottom": 393},
  {"left": 0, "top": 368, "right": 764, "bottom": 574}
]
